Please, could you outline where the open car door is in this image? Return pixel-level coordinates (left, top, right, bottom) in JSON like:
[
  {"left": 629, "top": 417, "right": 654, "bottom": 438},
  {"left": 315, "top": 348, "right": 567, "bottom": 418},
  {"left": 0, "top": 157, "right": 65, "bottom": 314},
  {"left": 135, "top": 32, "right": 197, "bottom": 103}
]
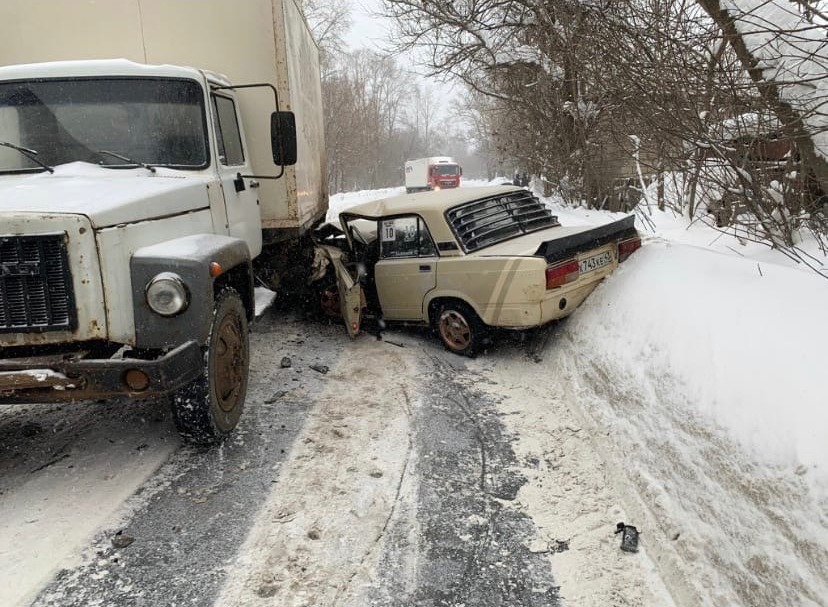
[{"left": 322, "top": 247, "right": 364, "bottom": 338}]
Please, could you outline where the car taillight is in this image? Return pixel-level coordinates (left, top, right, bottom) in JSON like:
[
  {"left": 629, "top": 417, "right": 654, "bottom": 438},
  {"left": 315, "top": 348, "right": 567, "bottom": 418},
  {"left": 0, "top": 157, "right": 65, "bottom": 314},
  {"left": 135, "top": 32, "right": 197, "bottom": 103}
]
[
  {"left": 546, "top": 260, "right": 579, "bottom": 289},
  {"left": 618, "top": 237, "right": 642, "bottom": 262}
]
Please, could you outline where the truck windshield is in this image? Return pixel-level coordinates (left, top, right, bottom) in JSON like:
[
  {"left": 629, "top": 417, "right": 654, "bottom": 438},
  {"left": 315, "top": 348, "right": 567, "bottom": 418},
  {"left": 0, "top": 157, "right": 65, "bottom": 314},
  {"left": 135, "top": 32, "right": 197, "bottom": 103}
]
[
  {"left": 0, "top": 77, "right": 208, "bottom": 172},
  {"left": 434, "top": 165, "right": 459, "bottom": 176}
]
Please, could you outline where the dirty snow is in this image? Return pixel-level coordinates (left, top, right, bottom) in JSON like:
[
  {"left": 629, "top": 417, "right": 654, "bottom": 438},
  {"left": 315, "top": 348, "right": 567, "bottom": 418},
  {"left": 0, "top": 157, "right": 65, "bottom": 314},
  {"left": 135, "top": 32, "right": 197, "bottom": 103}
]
[{"left": 0, "top": 370, "right": 68, "bottom": 383}]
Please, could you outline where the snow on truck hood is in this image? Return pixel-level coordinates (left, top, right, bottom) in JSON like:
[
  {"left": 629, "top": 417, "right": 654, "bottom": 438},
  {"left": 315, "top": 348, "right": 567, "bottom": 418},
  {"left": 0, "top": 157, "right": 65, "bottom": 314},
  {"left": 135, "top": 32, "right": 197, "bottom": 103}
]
[{"left": 0, "top": 162, "right": 213, "bottom": 228}]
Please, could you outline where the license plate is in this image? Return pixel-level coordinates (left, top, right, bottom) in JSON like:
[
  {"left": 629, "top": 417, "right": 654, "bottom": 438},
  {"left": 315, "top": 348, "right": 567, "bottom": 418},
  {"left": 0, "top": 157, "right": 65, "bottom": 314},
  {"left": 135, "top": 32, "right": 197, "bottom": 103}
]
[{"left": 579, "top": 251, "right": 612, "bottom": 274}]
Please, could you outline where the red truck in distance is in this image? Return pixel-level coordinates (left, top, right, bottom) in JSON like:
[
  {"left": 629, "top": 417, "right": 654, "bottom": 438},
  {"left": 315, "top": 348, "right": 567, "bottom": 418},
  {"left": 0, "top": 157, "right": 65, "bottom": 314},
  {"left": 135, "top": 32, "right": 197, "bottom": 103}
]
[{"left": 405, "top": 157, "right": 462, "bottom": 193}]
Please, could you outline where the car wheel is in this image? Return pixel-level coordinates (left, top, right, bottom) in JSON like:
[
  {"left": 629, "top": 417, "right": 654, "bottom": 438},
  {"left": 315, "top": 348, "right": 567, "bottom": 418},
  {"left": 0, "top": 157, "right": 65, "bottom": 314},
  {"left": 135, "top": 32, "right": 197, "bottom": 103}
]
[
  {"left": 171, "top": 288, "right": 249, "bottom": 445},
  {"left": 435, "top": 301, "right": 486, "bottom": 357}
]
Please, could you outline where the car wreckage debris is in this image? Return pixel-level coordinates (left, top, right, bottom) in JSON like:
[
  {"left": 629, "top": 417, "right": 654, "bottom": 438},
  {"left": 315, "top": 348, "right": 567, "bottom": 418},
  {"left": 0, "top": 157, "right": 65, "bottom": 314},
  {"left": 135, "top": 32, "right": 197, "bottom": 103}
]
[
  {"left": 111, "top": 531, "right": 135, "bottom": 549},
  {"left": 265, "top": 390, "right": 287, "bottom": 404},
  {"left": 615, "top": 522, "right": 640, "bottom": 553}
]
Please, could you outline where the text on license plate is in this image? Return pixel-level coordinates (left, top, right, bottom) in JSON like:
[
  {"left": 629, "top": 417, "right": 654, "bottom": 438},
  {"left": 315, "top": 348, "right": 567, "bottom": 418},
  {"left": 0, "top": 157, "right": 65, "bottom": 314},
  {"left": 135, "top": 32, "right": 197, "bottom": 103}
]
[{"left": 579, "top": 251, "right": 612, "bottom": 274}]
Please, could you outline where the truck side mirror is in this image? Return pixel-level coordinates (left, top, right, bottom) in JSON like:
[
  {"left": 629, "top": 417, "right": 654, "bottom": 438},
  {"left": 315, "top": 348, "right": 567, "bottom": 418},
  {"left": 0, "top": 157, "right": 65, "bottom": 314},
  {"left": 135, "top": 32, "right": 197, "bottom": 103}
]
[{"left": 271, "top": 111, "right": 297, "bottom": 166}]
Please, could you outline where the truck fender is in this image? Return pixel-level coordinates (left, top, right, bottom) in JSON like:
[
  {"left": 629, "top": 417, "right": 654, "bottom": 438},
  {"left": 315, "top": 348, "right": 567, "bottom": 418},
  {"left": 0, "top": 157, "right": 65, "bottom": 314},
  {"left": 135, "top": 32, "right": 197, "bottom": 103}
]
[{"left": 131, "top": 234, "right": 253, "bottom": 349}]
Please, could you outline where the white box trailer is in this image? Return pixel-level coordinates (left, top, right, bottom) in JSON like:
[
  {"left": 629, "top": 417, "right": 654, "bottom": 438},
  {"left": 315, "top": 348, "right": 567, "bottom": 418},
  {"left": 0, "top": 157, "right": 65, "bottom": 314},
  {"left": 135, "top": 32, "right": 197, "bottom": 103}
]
[
  {"left": 0, "top": 0, "right": 327, "bottom": 243},
  {"left": 404, "top": 156, "right": 461, "bottom": 193},
  {"left": 0, "top": 0, "right": 327, "bottom": 444}
]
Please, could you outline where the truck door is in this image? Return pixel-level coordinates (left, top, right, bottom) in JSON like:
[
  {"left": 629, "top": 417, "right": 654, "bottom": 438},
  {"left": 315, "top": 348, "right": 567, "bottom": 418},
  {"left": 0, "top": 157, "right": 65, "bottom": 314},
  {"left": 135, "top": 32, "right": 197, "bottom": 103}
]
[
  {"left": 374, "top": 216, "right": 438, "bottom": 320},
  {"left": 211, "top": 93, "right": 262, "bottom": 256}
]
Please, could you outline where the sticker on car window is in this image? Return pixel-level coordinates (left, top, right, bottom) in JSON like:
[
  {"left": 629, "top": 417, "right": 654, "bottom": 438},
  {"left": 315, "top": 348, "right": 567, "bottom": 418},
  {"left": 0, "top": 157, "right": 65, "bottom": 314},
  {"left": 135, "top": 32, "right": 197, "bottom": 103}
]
[
  {"left": 381, "top": 221, "right": 395, "bottom": 242},
  {"left": 404, "top": 222, "right": 417, "bottom": 241}
]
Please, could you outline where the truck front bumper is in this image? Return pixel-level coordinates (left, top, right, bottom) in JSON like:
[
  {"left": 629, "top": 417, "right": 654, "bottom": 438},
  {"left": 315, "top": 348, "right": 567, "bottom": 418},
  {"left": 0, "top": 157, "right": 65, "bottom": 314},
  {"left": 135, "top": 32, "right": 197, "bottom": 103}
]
[{"left": 0, "top": 341, "right": 203, "bottom": 404}]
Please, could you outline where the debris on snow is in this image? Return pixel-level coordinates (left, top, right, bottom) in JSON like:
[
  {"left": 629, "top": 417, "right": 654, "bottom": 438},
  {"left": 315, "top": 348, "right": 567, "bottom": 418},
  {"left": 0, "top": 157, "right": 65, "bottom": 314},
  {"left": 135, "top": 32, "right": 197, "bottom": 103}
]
[
  {"left": 265, "top": 390, "right": 287, "bottom": 404},
  {"left": 110, "top": 531, "right": 135, "bottom": 550},
  {"left": 615, "top": 522, "right": 640, "bottom": 553}
]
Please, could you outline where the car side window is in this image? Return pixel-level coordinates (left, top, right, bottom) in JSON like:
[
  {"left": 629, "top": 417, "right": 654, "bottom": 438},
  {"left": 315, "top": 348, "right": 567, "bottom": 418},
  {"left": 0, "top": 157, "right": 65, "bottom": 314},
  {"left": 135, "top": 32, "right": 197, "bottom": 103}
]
[
  {"left": 211, "top": 95, "right": 245, "bottom": 166},
  {"left": 379, "top": 216, "right": 437, "bottom": 259}
]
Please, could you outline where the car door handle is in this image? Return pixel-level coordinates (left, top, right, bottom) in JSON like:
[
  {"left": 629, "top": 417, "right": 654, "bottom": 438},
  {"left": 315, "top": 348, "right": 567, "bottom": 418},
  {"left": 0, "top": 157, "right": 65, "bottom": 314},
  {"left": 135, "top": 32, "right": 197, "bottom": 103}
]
[
  {"left": 249, "top": 180, "right": 260, "bottom": 189},
  {"left": 419, "top": 264, "right": 431, "bottom": 272}
]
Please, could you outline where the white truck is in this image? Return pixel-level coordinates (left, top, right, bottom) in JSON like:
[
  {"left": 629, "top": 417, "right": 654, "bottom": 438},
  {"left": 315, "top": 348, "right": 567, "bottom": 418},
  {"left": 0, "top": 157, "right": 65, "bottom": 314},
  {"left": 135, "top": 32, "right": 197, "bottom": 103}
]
[
  {"left": 404, "top": 156, "right": 462, "bottom": 193},
  {"left": 0, "top": 0, "right": 327, "bottom": 444}
]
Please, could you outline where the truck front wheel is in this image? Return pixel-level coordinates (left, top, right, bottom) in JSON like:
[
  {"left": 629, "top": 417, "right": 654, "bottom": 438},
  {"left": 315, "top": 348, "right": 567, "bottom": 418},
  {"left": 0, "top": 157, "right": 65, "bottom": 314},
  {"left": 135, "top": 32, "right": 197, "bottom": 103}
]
[{"left": 172, "top": 288, "right": 249, "bottom": 445}]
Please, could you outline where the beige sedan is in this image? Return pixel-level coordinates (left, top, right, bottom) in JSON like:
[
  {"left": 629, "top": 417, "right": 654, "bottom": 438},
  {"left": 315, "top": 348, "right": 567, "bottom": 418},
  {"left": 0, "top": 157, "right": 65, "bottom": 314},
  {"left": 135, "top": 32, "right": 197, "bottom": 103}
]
[{"left": 314, "top": 186, "right": 640, "bottom": 355}]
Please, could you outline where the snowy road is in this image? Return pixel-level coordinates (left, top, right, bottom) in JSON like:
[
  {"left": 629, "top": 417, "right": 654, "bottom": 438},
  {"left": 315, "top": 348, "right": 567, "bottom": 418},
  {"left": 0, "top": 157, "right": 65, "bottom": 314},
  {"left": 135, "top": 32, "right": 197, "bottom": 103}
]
[
  {"left": 2, "top": 286, "right": 826, "bottom": 605},
  {"left": 1, "top": 308, "right": 674, "bottom": 607}
]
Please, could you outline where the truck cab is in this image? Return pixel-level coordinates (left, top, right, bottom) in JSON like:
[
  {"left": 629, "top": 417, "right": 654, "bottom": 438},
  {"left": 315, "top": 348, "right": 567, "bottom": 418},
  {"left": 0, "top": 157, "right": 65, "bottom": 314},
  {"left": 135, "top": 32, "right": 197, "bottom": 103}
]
[
  {"left": 428, "top": 161, "right": 462, "bottom": 190},
  {"left": 0, "top": 59, "right": 297, "bottom": 444}
]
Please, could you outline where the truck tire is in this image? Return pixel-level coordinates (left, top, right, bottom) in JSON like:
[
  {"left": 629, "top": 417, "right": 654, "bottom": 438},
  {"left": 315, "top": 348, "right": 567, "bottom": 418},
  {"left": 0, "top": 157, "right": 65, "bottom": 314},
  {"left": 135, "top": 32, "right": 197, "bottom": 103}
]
[
  {"left": 172, "top": 288, "right": 249, "bottom": 445},
  {"left": 434, "top": 301, "right": 487, "bottom": 357}
]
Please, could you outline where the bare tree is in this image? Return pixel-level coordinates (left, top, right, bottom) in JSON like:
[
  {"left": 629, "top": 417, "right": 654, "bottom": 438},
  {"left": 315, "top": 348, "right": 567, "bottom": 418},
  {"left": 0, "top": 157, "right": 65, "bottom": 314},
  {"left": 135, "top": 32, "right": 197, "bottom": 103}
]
[
  {"left": 695, "top": 0, "right": 828, "bottom": 202},
  {"left": 380, "top": 0, "right": 826, "bottom": 264},
  {"left": 303, "top": 0, "right": 352, "bottom": 59}
]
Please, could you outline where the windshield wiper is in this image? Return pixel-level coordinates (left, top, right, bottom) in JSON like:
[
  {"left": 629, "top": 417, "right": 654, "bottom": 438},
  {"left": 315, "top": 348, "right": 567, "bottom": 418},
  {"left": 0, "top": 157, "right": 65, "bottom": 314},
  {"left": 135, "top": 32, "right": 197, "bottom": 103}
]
[
  {"left": 97, "top": 150, "right": 156, "bottom": 174},
  {"left": 0, "top": 141, "right": 55, "bottom": 173}
]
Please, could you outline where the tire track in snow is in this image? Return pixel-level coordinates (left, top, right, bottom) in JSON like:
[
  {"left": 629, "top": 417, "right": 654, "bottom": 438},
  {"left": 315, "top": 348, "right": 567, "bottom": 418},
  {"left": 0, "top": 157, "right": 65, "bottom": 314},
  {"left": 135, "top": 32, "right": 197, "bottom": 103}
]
[
  {"left": 214, "top": 339, "right": 416, "bottom": 607},
  {"left": 361, "top": 344, "right": 563, "bottom": 607}
]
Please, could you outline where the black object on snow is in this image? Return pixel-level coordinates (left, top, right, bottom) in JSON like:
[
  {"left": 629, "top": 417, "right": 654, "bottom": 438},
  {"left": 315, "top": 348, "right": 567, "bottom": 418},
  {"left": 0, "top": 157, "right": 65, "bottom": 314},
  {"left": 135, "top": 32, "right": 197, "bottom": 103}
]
[
  {"left": 310, "top": 364, "right": 329, "bottom": 374},
  {"left": 615, "top": 522, "right": 640, "bottom": 553},
  {"left": 280, "top": 357, "right": 292, "bottom": 368},
  {"left": 21, "top": 422, "right": 44, "bottom": 437}
]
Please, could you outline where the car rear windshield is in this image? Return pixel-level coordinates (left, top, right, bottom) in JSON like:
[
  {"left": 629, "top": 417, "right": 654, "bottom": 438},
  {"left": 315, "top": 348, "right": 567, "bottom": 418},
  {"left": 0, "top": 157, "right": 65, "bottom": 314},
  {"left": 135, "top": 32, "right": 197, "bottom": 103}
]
[{"left": 446, "top": 190, "right": 560, "bottom": 252}]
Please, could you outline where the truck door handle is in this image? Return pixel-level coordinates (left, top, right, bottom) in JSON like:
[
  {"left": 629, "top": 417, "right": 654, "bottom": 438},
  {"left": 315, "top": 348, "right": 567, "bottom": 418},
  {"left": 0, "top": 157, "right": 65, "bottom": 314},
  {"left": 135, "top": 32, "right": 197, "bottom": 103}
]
[
  {"left": 249, "top": 180, "right": 260, "bottom": 189},
  {"left": 419, "top": 264, "right": 431, "bottom": 272}
]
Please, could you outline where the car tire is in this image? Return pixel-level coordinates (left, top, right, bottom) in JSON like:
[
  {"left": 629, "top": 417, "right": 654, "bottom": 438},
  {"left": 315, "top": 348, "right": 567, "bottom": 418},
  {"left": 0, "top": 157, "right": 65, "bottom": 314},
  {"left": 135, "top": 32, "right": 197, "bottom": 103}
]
[
  {"left": 171, "top": 288, "right": 249, "bottom": 445},
  {"left": 434, "top": 301, "right": 487, "bottom": 357}
]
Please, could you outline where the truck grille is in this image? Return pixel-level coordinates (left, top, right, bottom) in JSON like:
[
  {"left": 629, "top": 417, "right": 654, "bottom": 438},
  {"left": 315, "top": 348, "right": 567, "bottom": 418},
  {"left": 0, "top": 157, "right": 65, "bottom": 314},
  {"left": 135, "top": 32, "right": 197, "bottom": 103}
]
[{"left": 0, "top": 233, "right": 76, "bottom": 333}]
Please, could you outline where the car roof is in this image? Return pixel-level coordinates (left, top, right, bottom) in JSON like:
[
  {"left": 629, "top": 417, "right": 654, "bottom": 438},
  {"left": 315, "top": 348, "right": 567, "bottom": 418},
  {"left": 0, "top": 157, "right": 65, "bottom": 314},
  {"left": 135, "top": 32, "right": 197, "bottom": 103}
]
[{"left": 340, "top": 185, "right": 526, "bottom": 218}]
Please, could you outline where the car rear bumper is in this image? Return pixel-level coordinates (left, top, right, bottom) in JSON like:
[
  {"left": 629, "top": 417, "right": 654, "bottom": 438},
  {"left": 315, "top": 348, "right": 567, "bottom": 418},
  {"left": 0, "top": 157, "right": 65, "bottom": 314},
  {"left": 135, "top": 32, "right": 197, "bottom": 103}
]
[
  {"left": 483, "top": 274, "right": 607, "bottom": 329},
  {"left": 0, "top": 341, "right": 203, "bottom": 404}
]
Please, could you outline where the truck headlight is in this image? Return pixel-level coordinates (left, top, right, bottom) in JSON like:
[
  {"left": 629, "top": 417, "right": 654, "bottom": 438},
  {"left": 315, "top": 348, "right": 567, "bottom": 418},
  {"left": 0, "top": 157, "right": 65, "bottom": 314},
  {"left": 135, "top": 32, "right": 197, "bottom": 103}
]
[{"left": 145, "top": 272, "right": 189, "bottom": 316}]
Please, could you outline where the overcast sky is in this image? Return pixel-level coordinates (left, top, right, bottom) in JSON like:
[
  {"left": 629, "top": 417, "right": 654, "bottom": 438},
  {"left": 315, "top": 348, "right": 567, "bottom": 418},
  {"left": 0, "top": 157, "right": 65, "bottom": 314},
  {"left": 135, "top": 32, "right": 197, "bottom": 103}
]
[
  {"left": 344, "top": 0, "right": 391, "bottom": 52},
  {"left": 342, "top": 0, "right": 461, "bottom": 114}
]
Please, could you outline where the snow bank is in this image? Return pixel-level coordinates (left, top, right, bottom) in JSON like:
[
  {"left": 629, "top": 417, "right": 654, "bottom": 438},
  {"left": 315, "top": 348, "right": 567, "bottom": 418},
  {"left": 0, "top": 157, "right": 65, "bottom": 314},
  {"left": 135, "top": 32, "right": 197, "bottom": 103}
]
[
  {"left": 535, "top": 190, "right": 828, "bottom": 494},
  {"left": 569, "top": 242, "right": 828, "bottom": 483}
]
